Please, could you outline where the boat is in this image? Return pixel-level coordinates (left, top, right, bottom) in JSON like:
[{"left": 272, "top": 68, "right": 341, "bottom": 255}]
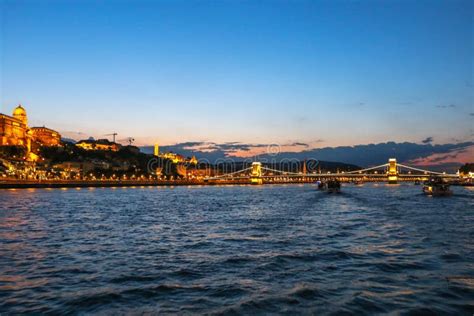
[
  {"left": 316, "top": 180, "right": 326, "bottom": 190},
  {"left": 423, "top": 177, "right": 452, "bottom": 196},
  {"left": 327, "top": 179, "right": 341, "bottom": 193}
]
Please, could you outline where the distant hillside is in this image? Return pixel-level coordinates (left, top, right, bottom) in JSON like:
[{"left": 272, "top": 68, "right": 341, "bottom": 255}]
[
  {"left": 61, "top": 137, "right": 77, "bottom": 144},
  {"left": 141, "top": 141, "right": 473, "bottom": 169},
  {"left": 195, "top": 160, "right": 360, "bottom": 173}
]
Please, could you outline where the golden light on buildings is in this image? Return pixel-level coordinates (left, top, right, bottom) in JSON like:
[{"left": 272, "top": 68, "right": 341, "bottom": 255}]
[
  {"left": 12, "top": 105, "right": 28, "bottom": 126},
  {"left": 75, "top": 139, "right": 120, "bottom": 151},
  {"left": 0, "top": 105, "right": 61, "bottom": 160},
  {"left": 388, "top": 158, "right": 398, "bottom": 184}
]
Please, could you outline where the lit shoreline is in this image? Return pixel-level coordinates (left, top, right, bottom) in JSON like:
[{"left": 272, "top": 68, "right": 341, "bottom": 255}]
[{"left": 1, "top": 178, "right": 469, "bottom": 189}]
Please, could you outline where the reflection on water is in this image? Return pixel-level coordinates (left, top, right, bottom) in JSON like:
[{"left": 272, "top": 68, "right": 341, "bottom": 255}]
[{"left": 0, "top": 184, "right": 473, "bottom": 314}]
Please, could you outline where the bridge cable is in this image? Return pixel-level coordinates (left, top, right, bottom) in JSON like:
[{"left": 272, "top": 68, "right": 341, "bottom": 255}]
[
  {"left": 345, "top": 163, "right": 389, "bottom": 174},
  {"left": 206, "top": 167, "right": 253, "bottom": 180}
]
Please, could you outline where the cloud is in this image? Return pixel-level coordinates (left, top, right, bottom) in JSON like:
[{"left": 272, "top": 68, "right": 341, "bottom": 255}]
[
  {"left": 278, "top": 141, "right": 474, "bottom": 167},
  {"left": 436, "top": 104, "right": 456, "bottom": 109},
  {"left": 294, "top": 116, "right": 309, "bottom": 124},
  {"left": 59, "top": 131, "right": 86, "bottom": 141},
  {"left": 179, "top": 141, "right": 208, "bottom": 147},
  {"left": 142, "top": 141, "right": 273, "bottom": 160},
  {"left": 470, "top": 113, "right": 474, "bottom": 117},
  {"left": 407, "top": 145, "right": 474, "bottom": 168},
  {"left": 421, "top": 137, "right": 433, "bottom": 144},
  {"left": 286, "top": 142, "right": 309, "bottom": 148},
  {"left": 428, "top": 153, "right": 459, "bottom": 163}
]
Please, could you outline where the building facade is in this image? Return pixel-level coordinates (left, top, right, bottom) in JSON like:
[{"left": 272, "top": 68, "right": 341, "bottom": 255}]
[
  {"left": 0, "top": 113, "right": 30, "bottom": 148},
  {"left": 30, "top": 127, "right": 61, "bottom": 147}
]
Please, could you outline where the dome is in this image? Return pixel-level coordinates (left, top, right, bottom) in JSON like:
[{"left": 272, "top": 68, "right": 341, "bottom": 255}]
[
  {"left": 12, "top": 104, "right": 28, "bottom": 125},
  {"left": 13, "top": 104, "right": 27, "bottom": 116}
]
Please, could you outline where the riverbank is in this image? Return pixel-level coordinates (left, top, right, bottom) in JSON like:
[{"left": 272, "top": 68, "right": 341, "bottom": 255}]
[
  {"left": 0, "top": 179, "right": 243, "bottom": 189},
  {"left": 1, "top": 178, "right": 470, "bottom": 189}
]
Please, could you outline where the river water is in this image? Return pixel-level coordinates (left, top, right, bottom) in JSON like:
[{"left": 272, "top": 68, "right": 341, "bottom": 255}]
[{"left": 0, "top": 184, "right": 473, "bottom": 314}]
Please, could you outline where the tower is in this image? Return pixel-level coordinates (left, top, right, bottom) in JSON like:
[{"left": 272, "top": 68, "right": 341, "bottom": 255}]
[
  {"left": 250, "top": 162, "right": 263, "bottom": 185},
  {"left": 154, "top": 143, "right": 160, "bottom": 156},
  {"left": 388, "top": 158, "right": 398, "bottom": 184}
]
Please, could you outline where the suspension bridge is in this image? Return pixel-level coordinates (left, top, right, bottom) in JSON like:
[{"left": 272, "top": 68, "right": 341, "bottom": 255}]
[{"left": 205, "top": 158, "right": 459, "bottom": 184}]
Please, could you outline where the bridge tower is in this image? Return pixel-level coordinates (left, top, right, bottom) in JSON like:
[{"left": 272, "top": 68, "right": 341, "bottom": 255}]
[
  {"left": 250, "top": 162, "right": 263, "bottom": 185},
  {"left": 388, "top": 158, "right": 398, "bottom": 184}
]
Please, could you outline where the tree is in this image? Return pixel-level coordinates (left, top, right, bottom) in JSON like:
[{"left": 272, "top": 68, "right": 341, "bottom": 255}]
[{"left": 459, "top": 163, "right": 474, "bottom": 175}]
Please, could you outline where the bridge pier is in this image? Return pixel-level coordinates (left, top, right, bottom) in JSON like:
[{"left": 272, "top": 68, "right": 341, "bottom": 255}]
[
  {"left": 250, "top": 162, "right": 263, "bottom": 185},
  {"left": 388, "top": 158, "right": 398, "bottom": 184}
]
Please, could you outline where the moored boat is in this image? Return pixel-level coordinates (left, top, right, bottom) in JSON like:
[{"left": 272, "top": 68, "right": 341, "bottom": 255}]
[
  {"left": 327, "top": 179, "right": 341, "bottom": 193},
  {"left": 316, "top": 180, "right": 326, "bottom": 190},
  {"left": 423, "top": 177, "right": 452, "bottom": 196}
]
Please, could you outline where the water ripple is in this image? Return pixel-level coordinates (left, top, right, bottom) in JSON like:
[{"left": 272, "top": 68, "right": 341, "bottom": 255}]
[{"left": 0, "top": 184, "right": 473, "bottom": 314}]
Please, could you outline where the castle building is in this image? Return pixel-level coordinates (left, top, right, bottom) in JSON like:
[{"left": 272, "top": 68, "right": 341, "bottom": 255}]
[
  {"left": 30, "top": 127, "right": 61, "bottom": 147},
  {"left": 0, "top": 105, "right": 61, "bottom": 152}
]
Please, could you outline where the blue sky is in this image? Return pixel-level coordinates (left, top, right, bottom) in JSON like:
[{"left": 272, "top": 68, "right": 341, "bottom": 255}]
[{"left": 1, "top": 0, "right": 473, "bottom": 148}]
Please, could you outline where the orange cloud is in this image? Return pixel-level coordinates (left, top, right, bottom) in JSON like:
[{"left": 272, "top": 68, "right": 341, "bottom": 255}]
[{"left": 406, "top": 145, "right": 474, "bottom": 166}]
